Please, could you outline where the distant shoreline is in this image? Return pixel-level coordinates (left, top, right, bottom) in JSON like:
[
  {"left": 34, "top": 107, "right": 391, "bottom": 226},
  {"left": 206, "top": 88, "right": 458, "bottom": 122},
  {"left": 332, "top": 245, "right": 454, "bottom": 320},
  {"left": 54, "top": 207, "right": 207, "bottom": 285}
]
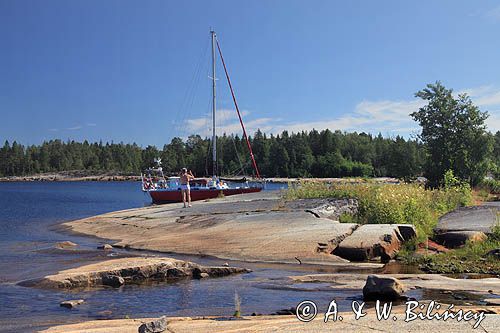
[
  {"left": 0, "top": 171, "right": 402, "bottom": 184},
  {"left": 0, "top": 171, "right": 141, "bottom": 182}
]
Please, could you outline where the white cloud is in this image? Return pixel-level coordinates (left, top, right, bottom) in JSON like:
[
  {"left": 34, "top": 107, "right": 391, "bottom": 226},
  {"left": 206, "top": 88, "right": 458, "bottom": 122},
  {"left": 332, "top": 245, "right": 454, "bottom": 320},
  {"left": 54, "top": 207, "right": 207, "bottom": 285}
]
[
  {"left": 86, "top": 123, "right": 97, "bottom": 127},
  {"left": 67, "top": 126, "right": 82, "bottom": 130},
  {"left": 185, "top": 85, "right": 500, "bottom": 137},
  {"left": 485, "top": 5, "right": 500, "bottom": 20},
  {"left": 48, "top": 128, "right": 58, "bottom": 132}
]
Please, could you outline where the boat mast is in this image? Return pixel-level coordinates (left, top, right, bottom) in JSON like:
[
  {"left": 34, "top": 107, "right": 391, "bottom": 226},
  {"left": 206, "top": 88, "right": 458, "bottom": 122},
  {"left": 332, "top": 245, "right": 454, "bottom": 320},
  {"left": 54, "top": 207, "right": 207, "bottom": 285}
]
[
  {"left": 215, "top": 38, "right": 261, "bottom": 178},
  {"left": 211, "top": 30, "right": 217, "bottom": 177}
]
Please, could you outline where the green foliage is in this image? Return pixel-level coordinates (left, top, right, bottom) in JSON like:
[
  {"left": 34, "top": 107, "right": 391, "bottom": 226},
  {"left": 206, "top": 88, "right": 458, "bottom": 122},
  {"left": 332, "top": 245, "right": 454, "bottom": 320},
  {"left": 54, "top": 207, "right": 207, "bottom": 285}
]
[
  {"left": 479, "top": 178, "right": 500, "bottom": 194},
  {"left": 412, "top": 81, "right": 493, "bottom": 187},
  {"left": 410, "top": 233, "right": 500, "bottom": 274},
  {"left": 0, "top": 129, "right": 425, "bottom": 179},
  {"left": 339, "top": 212, "right": 357, "bottom": 223},
  {"left": 286, "top": 181, "right": 472, "bottom": 241}
]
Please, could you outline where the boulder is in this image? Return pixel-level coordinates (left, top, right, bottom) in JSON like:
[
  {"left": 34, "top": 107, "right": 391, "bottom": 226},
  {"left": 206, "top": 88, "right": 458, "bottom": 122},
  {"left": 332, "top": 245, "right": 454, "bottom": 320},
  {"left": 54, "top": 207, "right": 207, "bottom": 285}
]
[
  {"left": 363, "top": 275, "right": 406, "bottom": 301},
  {"left": 138, "top": 316, "right": 167, "bottom": 333},
  {"left": 434, "top": 231, "right": 487, "bottom": 248},
  {"left": 98, "top": 244, "right": 113, "bottom": 250},
  {"left": 60, "top": 299, "right": 84, "bottom": 308},
  {"left": 333, "top": 224, "right": 416, "bottom": 262},
  {"left": 434, "top": 206, "right": 497, "bottom": 247}
]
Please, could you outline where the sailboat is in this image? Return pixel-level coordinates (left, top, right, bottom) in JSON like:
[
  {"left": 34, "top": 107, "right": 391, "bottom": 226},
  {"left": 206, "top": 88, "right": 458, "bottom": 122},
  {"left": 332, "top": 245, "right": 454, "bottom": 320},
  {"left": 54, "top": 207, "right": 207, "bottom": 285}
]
[{"left": 141, "top": 30, "right": 263, "bottom": 204}]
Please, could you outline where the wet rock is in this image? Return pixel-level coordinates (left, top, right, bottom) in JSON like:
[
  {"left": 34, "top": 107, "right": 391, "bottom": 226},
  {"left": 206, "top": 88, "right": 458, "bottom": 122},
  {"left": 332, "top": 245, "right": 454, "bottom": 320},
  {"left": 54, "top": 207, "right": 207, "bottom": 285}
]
[
  {"left": 97, "top": 310, "right": 113, "bottom": 317},
  {"left": 60, "top": 299, "right": 84, "bottom": 308},
  {"left": 333, "top": 224, "right": 415, "bottom": 262},
  {"left": 98, "top": 244, "right": 113, "bottom": 250},
  {"left": 435, "top": 231, "right": 487, "bottom": 248},
  {"left": 138, "top": 316, "right": 167, "bottom": 333},
  {"left": 102, "top": 274, "right": 125, "bottom": 288},
  {"left": 363, "top": 275, "right": 406, "bottom": 301},
  {"left": 273, "top": 307, "right": 296, "bottom": 315},
  {"left": 54, "top": 241, "right": 77, "bottom": 249},
  {"left": 21, "top": 257, "right": 250, "bottom": 289}
]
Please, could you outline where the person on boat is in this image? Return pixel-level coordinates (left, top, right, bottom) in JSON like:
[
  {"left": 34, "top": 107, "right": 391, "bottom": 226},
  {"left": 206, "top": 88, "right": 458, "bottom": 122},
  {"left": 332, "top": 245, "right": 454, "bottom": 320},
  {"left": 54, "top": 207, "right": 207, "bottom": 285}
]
[{"left": 179, "top": 168, "right": 195, "bottom": 208}]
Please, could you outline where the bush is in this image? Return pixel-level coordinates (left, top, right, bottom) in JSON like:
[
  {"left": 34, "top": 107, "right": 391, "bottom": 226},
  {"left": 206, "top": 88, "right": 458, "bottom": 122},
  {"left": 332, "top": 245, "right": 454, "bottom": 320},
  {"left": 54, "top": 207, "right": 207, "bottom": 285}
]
[
  {"left": 286, "top": 180, "right": 472, "bottom": 241},
  {"left": 479, "top": 178, "right": 500, "bottom": 194}
]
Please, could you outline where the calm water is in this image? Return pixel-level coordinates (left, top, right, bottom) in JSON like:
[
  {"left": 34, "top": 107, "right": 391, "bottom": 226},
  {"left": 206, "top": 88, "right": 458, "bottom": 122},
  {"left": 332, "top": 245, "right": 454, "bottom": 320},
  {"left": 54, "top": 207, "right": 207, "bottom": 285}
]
[{"left": 0, "top": 181, "right": 380, "bottom": 332}]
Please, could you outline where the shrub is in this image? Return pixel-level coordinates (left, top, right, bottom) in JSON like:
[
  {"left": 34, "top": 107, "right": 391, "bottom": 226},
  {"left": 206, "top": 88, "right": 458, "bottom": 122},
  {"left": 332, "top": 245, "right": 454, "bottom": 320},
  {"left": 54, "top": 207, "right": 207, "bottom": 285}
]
[
  {"left": 479, "top": 178, "right": 500, "bottom": 194},
  {"left": 286, "top": 180, "right": 472, "bottom": 241}
]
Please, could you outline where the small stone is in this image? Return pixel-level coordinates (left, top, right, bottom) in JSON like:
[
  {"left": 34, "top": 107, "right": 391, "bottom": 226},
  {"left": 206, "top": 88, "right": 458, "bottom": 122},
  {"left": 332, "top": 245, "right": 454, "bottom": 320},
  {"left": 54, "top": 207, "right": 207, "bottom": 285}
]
[
  {"left": 363, "top": 275, "right": 406, "bottom": 301},
  {"left": 54, "top": 241, "right": 77, "bottom": 249},
  {"left": 98, "top": 244, "right": 113, "bottom": 250},
  {"left": 199, "top": 272, "right": 209, "bottom": 278},
  {"left": 97, "top": 310, "right": 113, "bottom": 317},
  {"left": 102, "top": 274, "right": 125, "bottom": 288},
  {"left": 222, "top": 263, "right": 229, "bottom": 267},
  {"left": 60, "top": 299, "right": 84, "bottom": 308},
  {"left": 138, "top": 316, "right": 167, "bottom": 333}
]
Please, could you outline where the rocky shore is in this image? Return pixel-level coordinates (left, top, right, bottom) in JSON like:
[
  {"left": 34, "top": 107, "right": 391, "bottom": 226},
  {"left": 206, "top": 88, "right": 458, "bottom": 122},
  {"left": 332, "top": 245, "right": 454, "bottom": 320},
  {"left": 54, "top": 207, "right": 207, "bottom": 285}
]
[
  {"left": 24, "top": 190, "right": 499, "bottom": 332},
  {"left": 19, "top": 257, "right": 250, "bottom": 289},
  {"left": 0, "top": 170, "right": 141, "bottom": 182},
  {"left": 0, "top": 171, "right": 402, "bottom": 184},
  {"left": 61, "top": 191, "right": 415, "bottom": 265},
  {"left": 39, "top": 308, "right": 500, "bottom": 333}
]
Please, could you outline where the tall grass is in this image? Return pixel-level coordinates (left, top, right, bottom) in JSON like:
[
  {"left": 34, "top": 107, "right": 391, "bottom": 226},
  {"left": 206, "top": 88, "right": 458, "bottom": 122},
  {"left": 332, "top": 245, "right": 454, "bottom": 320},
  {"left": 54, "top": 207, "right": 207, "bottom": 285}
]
[{"left": 286, "top": 181, "right": 472, "bottom": 242}]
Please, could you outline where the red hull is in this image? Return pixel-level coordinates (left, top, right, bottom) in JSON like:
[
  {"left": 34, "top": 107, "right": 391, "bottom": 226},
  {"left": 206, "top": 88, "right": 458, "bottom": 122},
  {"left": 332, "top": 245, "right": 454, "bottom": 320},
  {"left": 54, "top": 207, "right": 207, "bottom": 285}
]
[{"left": 148, "top": 187, "right": 262, "bottom": 204}]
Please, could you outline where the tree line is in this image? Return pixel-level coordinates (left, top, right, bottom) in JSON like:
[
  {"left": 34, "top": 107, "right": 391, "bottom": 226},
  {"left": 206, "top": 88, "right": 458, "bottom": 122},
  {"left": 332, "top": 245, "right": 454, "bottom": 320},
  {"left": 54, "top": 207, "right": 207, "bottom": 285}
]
[
  {"left": 1, "top": 82, "right": 498, "bottom": 186},
  {"left": 0, "top": 131, "right": 428, "bottom": 179}
]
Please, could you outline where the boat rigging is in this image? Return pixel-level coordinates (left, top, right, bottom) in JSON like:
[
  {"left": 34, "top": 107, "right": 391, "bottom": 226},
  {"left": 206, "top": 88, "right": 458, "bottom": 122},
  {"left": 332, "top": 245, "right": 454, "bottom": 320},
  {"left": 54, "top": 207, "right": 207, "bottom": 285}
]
[{"left": 141, "top": 30, "right": 263, "bottom": 204}]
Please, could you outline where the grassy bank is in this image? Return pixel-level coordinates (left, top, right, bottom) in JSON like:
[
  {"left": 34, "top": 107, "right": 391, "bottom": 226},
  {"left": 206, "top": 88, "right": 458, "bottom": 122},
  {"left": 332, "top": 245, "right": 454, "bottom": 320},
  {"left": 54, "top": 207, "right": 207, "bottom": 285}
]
[
  {"left": 285, "top": 180, "right": 500, "bottom": 274},
  {"left": 404, "top": 224, "right": 500, "bottom": 274},
  {"left": 285, "top": 180, "right": 471, "bottom": 242}
]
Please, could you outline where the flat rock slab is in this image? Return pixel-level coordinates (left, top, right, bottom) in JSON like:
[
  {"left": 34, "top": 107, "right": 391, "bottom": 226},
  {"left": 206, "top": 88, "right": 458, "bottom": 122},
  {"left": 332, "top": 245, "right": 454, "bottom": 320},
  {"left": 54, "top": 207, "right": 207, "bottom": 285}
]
[
  {"left": 333, "top": 224, "right": 416, "bottom": 262},
  {"left": 435, "top": 206, "right": 497, "bottom": 233},
  {"left": 63, "top": 192, "right": 365, "bottom": 264},
  {"left": 19, "top": 257, "right": 250, "bottom": 289},
  {"left": 289, "top": 273, "right": 500, "bottom": 295},
  {"left": 434, "top": 205, "right": 498, "bottom": 248},
  {"left": 39, "top": 312, "right": 500, "bottom": 333}
]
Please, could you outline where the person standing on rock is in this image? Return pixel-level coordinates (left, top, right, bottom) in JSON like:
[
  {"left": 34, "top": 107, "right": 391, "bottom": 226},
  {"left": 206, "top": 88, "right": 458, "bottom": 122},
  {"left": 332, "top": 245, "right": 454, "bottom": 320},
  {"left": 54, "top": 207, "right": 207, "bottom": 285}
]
[{"left": 180, "top": 168, "right": 194, "bottom": 208}]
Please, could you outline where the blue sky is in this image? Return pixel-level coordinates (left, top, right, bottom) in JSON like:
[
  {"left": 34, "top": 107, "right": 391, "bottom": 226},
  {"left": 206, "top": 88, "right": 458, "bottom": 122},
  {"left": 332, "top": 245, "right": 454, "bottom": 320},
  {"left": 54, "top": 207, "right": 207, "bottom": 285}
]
[{"left": 1, "top": 0, "right": 500, "bottom": 147}]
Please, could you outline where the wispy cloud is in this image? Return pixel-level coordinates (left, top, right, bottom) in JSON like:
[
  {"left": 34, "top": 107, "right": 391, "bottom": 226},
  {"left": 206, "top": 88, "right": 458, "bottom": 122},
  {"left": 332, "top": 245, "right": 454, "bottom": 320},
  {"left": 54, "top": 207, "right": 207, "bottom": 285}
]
[
  {"left": 186, "top": 102, "right": 423, "bottom": 137},
  {"left": 48, "top": 128, "right": 58, "bottom": 132},
  {"left": 86, "top": 123, "right": 97, "bottom": 127},
  {"left": 185, "top": 85, "right": 500, "bottom": 137},
  {"left": 66, "top": 125, "right": 82, "bottom": 130},
  {"left": 485, "top": 5, "right": 500, "bottom": 20}
]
